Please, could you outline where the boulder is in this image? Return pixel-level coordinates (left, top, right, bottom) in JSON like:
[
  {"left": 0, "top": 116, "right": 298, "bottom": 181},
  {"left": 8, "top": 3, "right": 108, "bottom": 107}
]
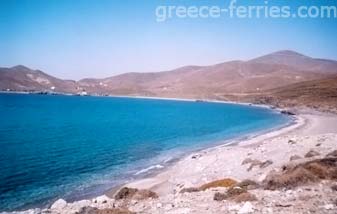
[
  {"left": 114, "top": 187, "right": 158, "bottom": 200},
  {"left": 326, "top": 150, "right": 337, "bottom": 158},
  {"left": 238, "top": 202, "right": 254, "bottom": 214},
  {"left": 304, "top": 150, "right": 320, "bottom": 158},
  {"left": 289, "top": 155, "right": 302, "bottom": 161},
  {"left": 114, "top": 187, "right": 138, "bottom": 200},
  {"left": 51, "top": 199, "right": 67, "bottom": 210}
]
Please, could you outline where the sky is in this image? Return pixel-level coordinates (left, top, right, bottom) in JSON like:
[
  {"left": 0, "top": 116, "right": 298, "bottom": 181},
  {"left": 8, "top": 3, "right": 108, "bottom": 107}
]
[{"left": 0, "top": 0, "right": 337, "bottom": 80}]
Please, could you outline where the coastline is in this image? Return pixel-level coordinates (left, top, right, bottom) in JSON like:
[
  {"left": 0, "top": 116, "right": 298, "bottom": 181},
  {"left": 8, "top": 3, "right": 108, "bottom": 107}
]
[
  {"left": 116, "top": 112, "right": 304, "bottom": 195},
  {"left": 2, "top": 94, "right": 336, "bottom": 213},
  {"left": 0, "top": 91, "right": 273, "bottom": 110},
  {"left": 0, "top": 94, "right": 299, "bottom": 214}
]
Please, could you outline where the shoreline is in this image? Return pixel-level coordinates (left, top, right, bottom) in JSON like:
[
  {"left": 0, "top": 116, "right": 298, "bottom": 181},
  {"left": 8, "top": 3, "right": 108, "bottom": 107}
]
[
  {"left": 0, "top": 94, "right": 299, "bottom": 214},
  {"left": 3, "top": 109, "right": 337, "bottom": 213},
  {"left": 117, "top": 112, "right": 304, "bottom": 195},
  {"left": 3, "top": 93, "right": 335, "bottom": 213},
  {"left": 0, "top": 91, "right": 274, "bottom": 110}
]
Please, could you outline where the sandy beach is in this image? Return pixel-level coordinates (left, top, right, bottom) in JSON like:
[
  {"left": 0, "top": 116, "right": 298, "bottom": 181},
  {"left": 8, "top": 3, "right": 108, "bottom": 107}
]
[{"left": 5, "top": 108, "right": 337, "bottom": 214}]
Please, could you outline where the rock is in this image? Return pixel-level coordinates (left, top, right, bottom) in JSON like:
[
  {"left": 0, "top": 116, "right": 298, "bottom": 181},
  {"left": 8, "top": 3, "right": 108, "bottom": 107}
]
[
  {"left": 94, "top": 195, "right": 111, "bottom": 204},
  {"left": 164, "top": 204, "right": 173, "bottom": 211},
  {"left": 233, "top": 192, "right": 257, "bottom": 203},
  {"left": 156, "top": 203, "right": 162, "bottom": 208},
  {"left": 70, "top": 200, "right": 92, "bottom": 211},
  {"left": 316, "top": 143, "right": 321, "bottom": 147},
  {"left": 226, "top": 186, "right": 247, "bottom": 197},
  {"left": 132, "top": 189, "right": 158, "bottom": 200},
  {"left": 323, "top": 204, "right": 334, "bottom": 210},
  {"left": 213, "top": 192, "right": 227, "bottom": 201},
  {"left": 289, "top": 155, "right": 302, "bottom": 161},
  {"left": 76, "top": 207, "right": 135, "bottom": 214},
  {"left": 180, "top": 187, "right": 199, "bottom": 193},
  {"left": 247, "top": 160, "right": 263, "bottom": 171},
  {"left": 50, "top": 199, "right": 67, "bottom": 210},
  {"left": 331, "top": 184, "right": 337, "bottom": 191},
  {"left": 242, "top": 158, "right": 253, "bottom": 165},
  {"left": 114, "top": 187, "right": 158, "bottom": 200},
  {"left": 260, "top": 160, "right": 273, "bottom": 169},
  {"left": 288, "top": 139, "right": 296, "bottom": 144},
  {"left": 76, "top": 206, "right": 97, "bottom": 214},
  {"left": 238, "top": 202, "right": 254, "bottom": 214},
  {"left": 280, "top": 110, "right": 295, "bottom": 115},
  {"left": 258, "top": 173, "right": 267, "bottom": 182},
  {"left": 172, "top": 208, "right": 191, "bottom": 214},
  {"left": 115, "top": 187, "right": 138, "bottom": 200},
  {"left": 304, "top": 150, "right": 320, "bottom": 158},
  {"left": 236, "top": 179, "right": 259, "bottom": 190},
  {"left": 199, "top": 178, "right": 238, "bottom": 191},
  {"left": 326, "top": 150, "right": 337, "bottom": 158},
  {"left": 228, "top": 204, "right": 241, "bottom": 211},
  {"left": 275, "top": 203, "right": 292, "bottom": 207},
  {"left": 191, "top": 154, "right": 201, "bottom": 159}
]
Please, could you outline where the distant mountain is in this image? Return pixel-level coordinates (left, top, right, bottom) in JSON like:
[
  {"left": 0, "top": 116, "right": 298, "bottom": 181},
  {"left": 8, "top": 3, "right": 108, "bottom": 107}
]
[
  {"left": 78, "top": 50, "right": 337, "bottom": 98},
  {"left": 1, "top": 51, "right": 337, "bottom": 98},
  {"left": 245, "top": 75, "right": 337, "bottom": 113},
  {"left": 250, "top": 50, "right": 337, "bottom": 74},
  {"left": 0, "top": 65, "right": 78, "bottom": 93}
]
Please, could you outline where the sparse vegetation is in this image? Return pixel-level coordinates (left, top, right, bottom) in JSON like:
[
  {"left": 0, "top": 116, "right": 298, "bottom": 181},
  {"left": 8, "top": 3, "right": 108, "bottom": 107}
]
[
  {"left": 77, "top": 207, "right": 135, "bottom": 214},
  {"left": 114, "top": 187, "right": 158, "bottom": 200},
  {"left": 290, "top": 155, "right": 302, "bottom": 161},
  {"left": 199, "top": 178, "right": 237, "bottom": 191},
  {"left": 213, "top": 186, "right": 257, "bottom": 203},
  {"left": 235, "top": 179, "right": 260, "bottom": 190},
  {"left": 264, "top": 158, "right": 337, "bottom": 190},
  {"left": 305, "top": 150, "right": 320, "bottom": 158}
]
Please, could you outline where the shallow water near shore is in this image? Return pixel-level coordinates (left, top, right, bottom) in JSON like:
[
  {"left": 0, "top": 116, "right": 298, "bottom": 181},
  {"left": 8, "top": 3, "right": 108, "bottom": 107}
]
[{"left": 0, "top": 94, "right": 290, "bottom": 212}]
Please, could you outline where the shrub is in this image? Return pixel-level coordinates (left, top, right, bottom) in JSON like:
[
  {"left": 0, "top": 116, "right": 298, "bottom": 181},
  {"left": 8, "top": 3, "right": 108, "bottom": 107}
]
[
  {"left": 236, "top": 179, "right": 259, "bottom": 190},
  {"left": 233, "top": 192, "right": 258, "bottom": 203},
  {"left": 199, "top": 178, "right": 238, "bottom": 191},
  {"left": 305, "top": 150, "right": 320, "bottom": 158},
  {"left": 264, "top": 157, "right": 337, "bottom": 190}
]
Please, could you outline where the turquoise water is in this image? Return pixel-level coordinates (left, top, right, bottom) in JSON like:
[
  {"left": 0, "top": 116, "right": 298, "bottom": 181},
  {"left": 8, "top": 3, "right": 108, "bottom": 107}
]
[{"left": 0, "top": 94, "right": 290, "bottom": 211}]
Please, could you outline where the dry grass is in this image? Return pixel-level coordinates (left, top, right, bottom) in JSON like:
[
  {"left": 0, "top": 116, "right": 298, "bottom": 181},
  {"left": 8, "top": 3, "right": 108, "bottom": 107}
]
[
  {"left": 290, "top": 155, "right": 302, "bottom": 161},
  {"left": 233, "top": 192, "right": 258, "bottom": 203},
  {"left": 180, "top": 178, "right": 238, "bottom": 193},
  {"left": 199, "top": 178, "right": 238, "bottom": 191},
  {"left": 326, "top": 150, "right": 337, "bottom": 158},
  {"left": 305, "top": 150, "right": 320, "bottom": 158},
  {"left": 180, "top": 187, "right": 199, "bottom": 193},
  {"left": 213, "top": 186, "right": 257, "bottom": 202},
  {"left": 77, "top": 207, "right": 135, "bottom": 214},
  {"left": 114, "top": 187, "right": 158, "bottom": 200},
  {"left": 243, "top": 158, "right": 273, "bottom": 171},
  {"left": 264, "top": 157, "right": 337, "bottom": 190},
  {"left": 235, "top": 179, "right": 260, "bottom": 190}
]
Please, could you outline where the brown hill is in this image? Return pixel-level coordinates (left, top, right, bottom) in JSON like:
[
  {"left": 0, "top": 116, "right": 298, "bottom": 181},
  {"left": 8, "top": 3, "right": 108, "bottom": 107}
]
[
  {"left": 0, "top": 65, "right": 78, "bottom": 93},
  {"left": 1, "top": 51, "right": 337, "bottom": 99},
  {"left": 241, "top": 76, "right": 337, "bottom": 113},
  {"left": 78, "top": 51, "right": 337, "bottom": 98}
]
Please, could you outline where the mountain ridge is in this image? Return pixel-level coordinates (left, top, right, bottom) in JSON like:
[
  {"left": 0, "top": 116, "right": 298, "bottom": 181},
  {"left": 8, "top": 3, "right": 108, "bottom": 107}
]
[{"left": 1, "top": 50, "right": 337, "bottom": 97}]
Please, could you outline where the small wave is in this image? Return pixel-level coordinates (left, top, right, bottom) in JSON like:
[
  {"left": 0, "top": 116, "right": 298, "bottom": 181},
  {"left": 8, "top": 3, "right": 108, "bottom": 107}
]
[{"left": 134, "top": 164, "right": 164, "bottom": 175}]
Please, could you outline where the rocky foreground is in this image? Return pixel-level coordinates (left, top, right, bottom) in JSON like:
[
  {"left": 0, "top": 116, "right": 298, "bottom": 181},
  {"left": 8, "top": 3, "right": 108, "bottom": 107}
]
[{"left": 6, "top": 111, "right": 337, "bottom": 214}]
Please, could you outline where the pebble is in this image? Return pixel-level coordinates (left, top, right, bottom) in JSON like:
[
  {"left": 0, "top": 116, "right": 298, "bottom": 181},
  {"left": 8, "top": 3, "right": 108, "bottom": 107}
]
[
  {"left": 50, "top": 199, "right": 67, "bottom": 210},
  {"left": 238, "top": 202, "right": 254, "bottom": 214},
  {"left": 323, "top": 204, "right": 334, "bottom": 210}
]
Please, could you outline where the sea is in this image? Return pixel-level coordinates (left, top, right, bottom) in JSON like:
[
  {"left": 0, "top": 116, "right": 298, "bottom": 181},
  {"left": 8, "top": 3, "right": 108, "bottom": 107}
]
[{"left": 0, "top": 93, "right": 292, "bottom": 211}]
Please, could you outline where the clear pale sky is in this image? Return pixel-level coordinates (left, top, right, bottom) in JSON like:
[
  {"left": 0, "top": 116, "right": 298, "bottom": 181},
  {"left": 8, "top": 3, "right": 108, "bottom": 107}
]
[{"left": 0, "top": 0, "right": 337, "bottom": 80}]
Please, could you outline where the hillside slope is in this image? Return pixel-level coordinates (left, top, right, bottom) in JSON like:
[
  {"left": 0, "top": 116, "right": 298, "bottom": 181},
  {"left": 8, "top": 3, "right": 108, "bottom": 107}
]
[{"left": 1, "top": 51, "right": 337, "bottom": 99}]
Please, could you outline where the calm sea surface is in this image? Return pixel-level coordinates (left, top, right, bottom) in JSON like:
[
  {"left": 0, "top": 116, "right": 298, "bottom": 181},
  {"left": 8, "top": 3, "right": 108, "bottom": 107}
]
[{"left": 0, "top": 94, "right": 291, "bottom": 211}]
